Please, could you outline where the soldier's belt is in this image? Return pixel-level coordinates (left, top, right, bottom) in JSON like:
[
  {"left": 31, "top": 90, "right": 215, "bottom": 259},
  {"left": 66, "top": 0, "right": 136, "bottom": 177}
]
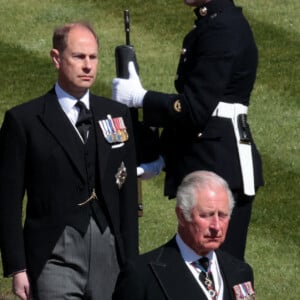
[
  {"left": 212, "top": 101, "right": 248, "bottom": 118},
  {"left": 212, "top": 102, "right": 255, "bottom": 196}
]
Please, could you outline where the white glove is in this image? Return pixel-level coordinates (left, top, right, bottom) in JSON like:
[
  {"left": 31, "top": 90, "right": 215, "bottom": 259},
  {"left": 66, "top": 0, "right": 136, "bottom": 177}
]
[
  {"left": 136, "top": 156, "right": 165, "bottom": 180},
  {"left": 112, "top": 61, "right": 147, "bottom": 108}
]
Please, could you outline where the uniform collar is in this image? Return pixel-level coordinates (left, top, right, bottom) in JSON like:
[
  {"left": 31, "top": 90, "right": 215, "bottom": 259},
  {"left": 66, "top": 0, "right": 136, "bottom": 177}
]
[{"left": 194, "top": 0, "right": 234, "bottom": 20}]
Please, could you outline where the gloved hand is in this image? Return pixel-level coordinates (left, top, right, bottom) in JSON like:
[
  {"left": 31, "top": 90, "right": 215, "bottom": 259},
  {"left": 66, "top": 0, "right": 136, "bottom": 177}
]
[
  {"left": 136, "top": 156, "right": 165, "bottom": 180},
  {"left": 112, "top": 61, "right": 147, "bottom": 108}
]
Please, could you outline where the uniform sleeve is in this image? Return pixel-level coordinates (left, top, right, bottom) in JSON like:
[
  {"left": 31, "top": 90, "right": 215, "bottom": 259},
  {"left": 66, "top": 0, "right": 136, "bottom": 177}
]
[{"left": 143, "top": 25, "right": 238, "bottom": 131}]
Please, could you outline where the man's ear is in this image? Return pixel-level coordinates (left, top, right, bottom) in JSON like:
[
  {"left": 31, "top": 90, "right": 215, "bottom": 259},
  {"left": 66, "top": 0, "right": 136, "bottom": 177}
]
[
  {"left": 50, "top": 48, "right": 60, "bottom": 69},
  {"left": 176, "top": 206, "right": 185, "bottom": 226}
]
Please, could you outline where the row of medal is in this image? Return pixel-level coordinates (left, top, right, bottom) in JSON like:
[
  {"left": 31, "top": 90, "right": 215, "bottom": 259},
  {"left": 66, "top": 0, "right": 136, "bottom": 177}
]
[{"left": 98, "top": 114, "right": 128, "bottom": 144}]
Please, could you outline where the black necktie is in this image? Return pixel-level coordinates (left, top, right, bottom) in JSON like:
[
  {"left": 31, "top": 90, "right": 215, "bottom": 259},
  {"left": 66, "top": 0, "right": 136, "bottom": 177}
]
[
  {"left": 75, "top": 101, "right": 92, "bottom": 143},
  {"left": 198, "top": 257, "right": 217, "bottom": 299}
]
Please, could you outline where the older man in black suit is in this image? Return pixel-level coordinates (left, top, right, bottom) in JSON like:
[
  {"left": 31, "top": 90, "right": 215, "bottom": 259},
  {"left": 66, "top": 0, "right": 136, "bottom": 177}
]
[
  {"left": 113, "top": 171, "right": 256, "bottom": 300},
  {"left": 0, "top": 21, "right": 138, "bottom": 300},
  {"left": 112, "top": 0, "right": 264, "bottom": 261}
]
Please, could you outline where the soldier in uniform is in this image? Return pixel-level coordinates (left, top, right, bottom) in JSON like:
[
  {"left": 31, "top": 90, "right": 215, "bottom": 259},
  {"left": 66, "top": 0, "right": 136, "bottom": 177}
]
[{"left": 112, "top": 0, "right": 263, "bottom": 260}]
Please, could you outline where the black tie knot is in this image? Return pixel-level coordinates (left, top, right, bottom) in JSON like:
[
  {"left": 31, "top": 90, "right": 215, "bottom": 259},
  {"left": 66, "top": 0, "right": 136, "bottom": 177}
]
[
  {"left": 198, "top": 257, "right": 210, "bottom": 272},
  {"left": 76, "top": 101, "right": 92, "bottom": 126},
  {"left": 75, "top": 101, "right": 92, "bottom": 143}
]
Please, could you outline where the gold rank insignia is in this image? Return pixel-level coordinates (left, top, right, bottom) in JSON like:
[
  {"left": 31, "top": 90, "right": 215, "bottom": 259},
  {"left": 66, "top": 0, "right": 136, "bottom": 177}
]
[{"left": 173, "top": 99, "right": 182, "bottom": 112}]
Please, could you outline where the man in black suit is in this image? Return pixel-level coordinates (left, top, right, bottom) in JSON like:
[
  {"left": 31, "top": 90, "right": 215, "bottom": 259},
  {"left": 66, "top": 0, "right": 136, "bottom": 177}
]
[
  {"left": 113, "top": 171, "right": 256, "bottom": 300},
  {"left": 112, "top": 0, "right": 263, "bottom": 260},
  {"left": 0, "top": 21, "right": 138, "bottom": 299}
]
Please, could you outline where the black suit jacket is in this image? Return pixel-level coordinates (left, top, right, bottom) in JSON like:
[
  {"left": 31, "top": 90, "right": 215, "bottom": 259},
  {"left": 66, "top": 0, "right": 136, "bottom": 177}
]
[
  {"left": 113, "top": 237, "right": 254, "bottom": 300},
  {"left": 0, "top": 88, "right": 138, "bottom": 280},
  {"left": 142, "top": 0, "right": 263, "bottom": 198}
]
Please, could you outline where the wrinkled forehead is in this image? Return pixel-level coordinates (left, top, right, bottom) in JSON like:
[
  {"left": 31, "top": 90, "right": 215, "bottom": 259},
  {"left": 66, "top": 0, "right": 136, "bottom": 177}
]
[{"left": 194, "top": 187, "right": 230, "bottom": 211}]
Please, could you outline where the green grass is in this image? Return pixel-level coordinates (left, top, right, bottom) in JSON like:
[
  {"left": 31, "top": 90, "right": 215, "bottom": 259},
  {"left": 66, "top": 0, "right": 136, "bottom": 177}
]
[{"left": 0, "top": 0, "right": 299, "bottom": 299}]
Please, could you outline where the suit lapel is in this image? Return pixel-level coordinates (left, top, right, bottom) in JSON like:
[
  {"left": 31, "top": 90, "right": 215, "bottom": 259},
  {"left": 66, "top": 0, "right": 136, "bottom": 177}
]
[
  {"left": 89, "top": 95, "right": 111, "bottom": 181},
  {"left": 216, "top": 250, "right": 235, "bottom": 300},
  {"left": 39, "top": 92, "right": 117, "bottom": 186},
  {"left": 150, "top": 238, "right": 207, "bottom": 300},
  {"left": 38, "top": 90, "right": 86, "bottom": 181},
  {"left": 149, "top": 244, "right": 244, "bottom": 300}
]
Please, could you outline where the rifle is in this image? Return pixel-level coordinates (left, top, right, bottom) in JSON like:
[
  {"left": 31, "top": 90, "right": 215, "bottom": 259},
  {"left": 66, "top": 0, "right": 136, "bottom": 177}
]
[
  {"left": 115, "top": 11, "right": 161, "bottom": 217},
  {"left": 115, "top": 10, "right": 143, "bottom": 216},
  {"left": 115, "top": 10, "right": 139, "bottom": 80}
]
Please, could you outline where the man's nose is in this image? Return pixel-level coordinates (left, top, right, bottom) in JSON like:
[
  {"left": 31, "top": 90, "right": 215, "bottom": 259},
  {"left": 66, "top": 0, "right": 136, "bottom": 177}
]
[
  {"left": 83, "top": 58, "right": 92, "bottom": 70},
  {"left": 209, "top": 215, "right": 221, "bottom": 230}
]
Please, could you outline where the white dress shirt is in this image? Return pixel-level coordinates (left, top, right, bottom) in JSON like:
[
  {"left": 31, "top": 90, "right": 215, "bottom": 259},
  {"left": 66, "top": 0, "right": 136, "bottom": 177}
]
[
  {"left": 175, "top": 234, "right": 224, "bottom": 299},
  {"left": 55, "top": 83, "right": 90, "bottom": 142}
]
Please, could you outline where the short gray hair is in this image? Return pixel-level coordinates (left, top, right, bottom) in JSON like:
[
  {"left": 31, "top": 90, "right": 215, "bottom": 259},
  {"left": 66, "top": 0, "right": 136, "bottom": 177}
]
[{"left": 176, "top": 171, "right": 234, "bottom": 221}]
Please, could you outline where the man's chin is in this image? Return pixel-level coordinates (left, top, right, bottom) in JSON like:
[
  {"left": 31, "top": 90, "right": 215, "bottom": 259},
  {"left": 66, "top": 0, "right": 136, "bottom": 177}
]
[{"left": 79, "top": 82, "right": 94, "bottom": 89}]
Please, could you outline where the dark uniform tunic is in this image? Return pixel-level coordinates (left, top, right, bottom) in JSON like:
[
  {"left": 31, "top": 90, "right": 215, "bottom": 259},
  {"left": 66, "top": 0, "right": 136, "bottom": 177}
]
[{"left": 142, "top": 0, "right": 264, "bottom": 259}]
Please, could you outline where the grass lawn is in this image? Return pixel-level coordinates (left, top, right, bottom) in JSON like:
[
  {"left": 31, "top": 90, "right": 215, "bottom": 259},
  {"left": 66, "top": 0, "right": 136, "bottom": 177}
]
[{"left": 0, "top": 0, "right": 299, "bottom": 299}]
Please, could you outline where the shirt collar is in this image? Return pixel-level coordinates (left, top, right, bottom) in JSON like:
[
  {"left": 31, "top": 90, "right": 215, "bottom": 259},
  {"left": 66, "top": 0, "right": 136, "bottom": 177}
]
[{"left": 55, "top": 82, "right": 90, "bottom": 114}]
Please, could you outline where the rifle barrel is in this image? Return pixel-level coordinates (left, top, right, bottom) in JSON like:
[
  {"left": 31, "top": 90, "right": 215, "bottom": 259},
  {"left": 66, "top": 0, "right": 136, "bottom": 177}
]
[{"left": 124, "top": 10, "right": 130, "bottom": 45}]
